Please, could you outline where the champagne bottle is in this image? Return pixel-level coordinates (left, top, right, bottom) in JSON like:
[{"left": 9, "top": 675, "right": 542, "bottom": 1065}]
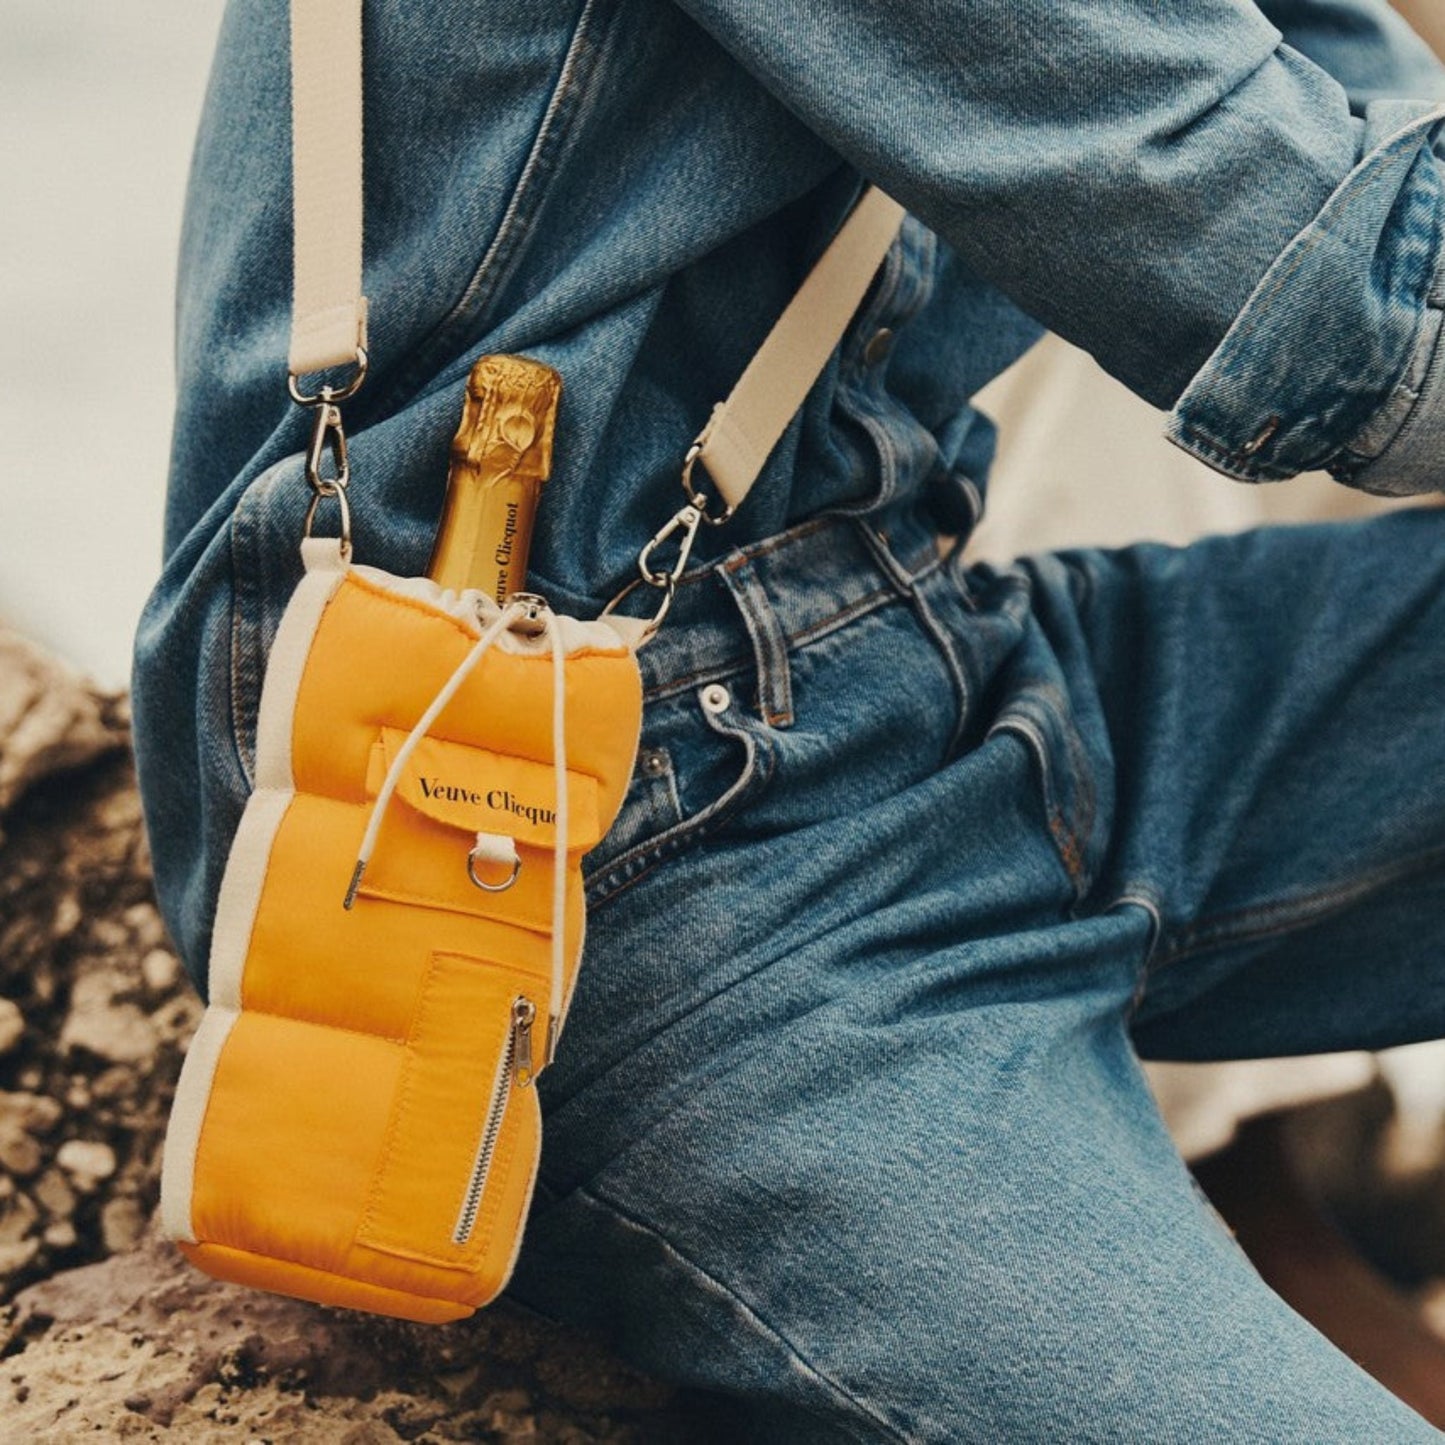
[{"left": 427, "top": 355, "right": 563, "bottom": 602}]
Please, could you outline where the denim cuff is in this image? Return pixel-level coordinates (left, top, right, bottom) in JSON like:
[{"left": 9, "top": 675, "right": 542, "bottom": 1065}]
[
  {"left": 1331, "top": 241, "right": 1445, "bottom": 497},
  {"left": 1164, "top": 99, "right": 1445, "bottom": 494}
]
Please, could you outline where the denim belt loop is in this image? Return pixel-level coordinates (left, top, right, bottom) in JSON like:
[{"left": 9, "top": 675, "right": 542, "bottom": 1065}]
[
  {"left": 857, "top": 515, "right": 975, "bottom": 756},
  {"left": 716, "top": 553, "right": 795, "bottom": 729}
]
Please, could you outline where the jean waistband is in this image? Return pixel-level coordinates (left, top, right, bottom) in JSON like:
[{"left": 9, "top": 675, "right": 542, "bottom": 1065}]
[{"left": 634, "top": 509, "right": 947, "bottom": 707}]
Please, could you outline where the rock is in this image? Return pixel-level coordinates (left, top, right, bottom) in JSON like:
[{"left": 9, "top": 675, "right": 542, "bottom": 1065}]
[
  {"left": 0, "top": 1129, "right": 43, "bottom": 1178},
  {"left": 0, "top": 996, "right": 24, "bottom": 1056},
  {"left": 0, "top": 634, "right": 187, "bottom": 1299},
  {"left": 0, "top": 1086, "right": 58, "bottom": 1179},
  {"left": 60, "top": 968, "right": 157, "bottom": 1066},
  {"left": 42, "top": 1220, "right": 76, "bottom": 1250},
  {"left": 0, "top": 1092, "right": 64, "bottom": 1136},
  {"left": 100, "top": 1197, "right": 145, "bottom": 1254},
  {"left": 150, "top": 994, "right": 203, "bottom": 1046},
  {"left": 55, "top": 1140, "right": 116, "bottom": 1190},
  {"left": 32, "top": 1170, "right": 75, "bottom": 1219},
  {"left": 2, "top": 1237, "right": 699, "bottom": 1443},
  {"left": 91, "top": 1065, "right": 136, "bottom": 1103},
  {"left": 0, "top": 1237, "right": 39, "bottom": 1278},
  {"left": 50, "top": 892, "right": 82, "bottom": 940},
  {"left": 89, "top": 916, "right": 131, "bottom": 952},
  {"left": 0, "top": 628, "right": 125, "bottom": 813},
  {"left": 0, "top": 1189, "right": 39, "bottom": 1245},
  {"left": 124, "top": 903, "right": 166, "bottom": 952},
  {"left": 140, "top": 949, "right": 180, "bottom": 995},
  {"left": 339, "top": 1425, "right": 402, "bottom": 1445}
]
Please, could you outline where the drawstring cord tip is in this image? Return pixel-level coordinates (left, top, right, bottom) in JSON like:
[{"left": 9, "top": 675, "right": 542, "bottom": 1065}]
[{"left": 343, "top": 858, "right": 367, "bottom": 910}]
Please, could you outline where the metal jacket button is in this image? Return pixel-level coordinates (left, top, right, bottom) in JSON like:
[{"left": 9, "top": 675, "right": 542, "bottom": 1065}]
[{"left": 863, "top": 327, "right": 894, "bottom": 366}]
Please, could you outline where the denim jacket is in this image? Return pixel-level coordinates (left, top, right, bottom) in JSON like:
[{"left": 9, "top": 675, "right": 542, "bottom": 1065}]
[{"left": 137, "top": 0, "right": 1445, "bottom": 982}]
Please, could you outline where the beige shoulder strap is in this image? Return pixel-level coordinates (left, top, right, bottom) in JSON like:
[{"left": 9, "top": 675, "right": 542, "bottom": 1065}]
[
  {"left": 689, "top": 185, "right": 905, "bottom": 510},
  {"left": 287, "top": 0, "right": 903, "bottom": 513},
  {"left": 289, "top": 0, "right": 368, "bottom": 376}
]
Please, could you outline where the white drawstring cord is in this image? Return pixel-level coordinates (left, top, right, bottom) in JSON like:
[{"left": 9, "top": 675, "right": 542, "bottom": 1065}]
[
  {"left": 543, "top": 609, "right": 568, "bottom": 1067},
  {"left": 343, "top": 601, "right": 524, "bottom": 908}
]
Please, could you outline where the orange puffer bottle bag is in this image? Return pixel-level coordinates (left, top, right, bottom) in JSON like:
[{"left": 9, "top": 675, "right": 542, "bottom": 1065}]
[{"left": 159, "top": 541, "right": 643, "bottom": 1322}]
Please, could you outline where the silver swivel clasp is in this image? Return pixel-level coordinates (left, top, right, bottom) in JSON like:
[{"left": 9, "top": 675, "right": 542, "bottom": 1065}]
[{"left": 288, "top": 348, "right": 368, "bottom": 557}]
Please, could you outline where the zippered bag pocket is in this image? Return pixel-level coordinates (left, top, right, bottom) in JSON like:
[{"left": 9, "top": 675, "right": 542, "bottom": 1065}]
[{"left": 354, "top": 949, "right": 546, "bottom": 1285}]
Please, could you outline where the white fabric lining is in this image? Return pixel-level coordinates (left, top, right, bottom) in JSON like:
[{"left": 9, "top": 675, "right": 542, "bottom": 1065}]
[
  {"left": 348, "top": 563, "right": 640, "bottom": 655},
  {"left": 158, "top": 1004, "right": 239, "bottom": 1243},
  {"left": 157, "top": 539, "right": 348, "bottom": 1244}
]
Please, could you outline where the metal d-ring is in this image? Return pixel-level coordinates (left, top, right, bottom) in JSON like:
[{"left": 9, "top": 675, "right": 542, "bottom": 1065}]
[
  {"left": 287, "top": 348, "right": 369, "bottom": 407},
  {"left": 680, "top": 443, "right": 736, "bottom": 526},
  {"left": 467, "top": 846, "right": 522, "bottom": 893}
]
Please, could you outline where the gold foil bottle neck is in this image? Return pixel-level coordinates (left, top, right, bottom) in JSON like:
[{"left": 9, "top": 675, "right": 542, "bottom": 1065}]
[{"left": 427, "top": 355, "right": 562, "bottom": 602}]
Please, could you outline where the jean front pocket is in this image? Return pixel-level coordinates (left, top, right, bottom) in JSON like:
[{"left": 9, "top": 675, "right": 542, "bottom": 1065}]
[{"left": 583, "top": 672, "right": 778, "bottom": 907}]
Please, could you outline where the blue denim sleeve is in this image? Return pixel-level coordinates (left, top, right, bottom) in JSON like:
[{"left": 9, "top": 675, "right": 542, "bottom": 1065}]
[
  {"left": 1258, "top": 0, "right": 1445, "bottom": 111},
  {"left": 676, "top": 0, "right": 1445, "bottom": 494}
]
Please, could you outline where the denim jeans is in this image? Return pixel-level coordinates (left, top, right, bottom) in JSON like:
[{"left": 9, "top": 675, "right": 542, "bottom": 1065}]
[{"left": 499, "top": 503, "right": 1445, "bottom": 1442}]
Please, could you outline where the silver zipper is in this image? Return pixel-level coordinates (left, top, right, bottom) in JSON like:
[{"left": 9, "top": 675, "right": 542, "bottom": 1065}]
[{"left": 452, "top": 995, "right": 537, "bottom": 1246}]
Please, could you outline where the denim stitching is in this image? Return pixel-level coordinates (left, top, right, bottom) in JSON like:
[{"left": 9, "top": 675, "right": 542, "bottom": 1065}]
[
  {"left": 228, "top": 489, "right": 264, "bottom": 790},
  {"left": 575, "top": 1183, "right": 911, "bottom": 1445},
  {"left": 1147, "top": 839, "right": 1445, "bottom": 976},
  {"left": 721, "top": 512, "right": 836, "bottom": 565},
  {"left": 987, "top": 717, "right": 1089, "bottom": 901},
  {"left": 603, "top": 520, "right": 943, "bottom": 896},
  {"left": 825, "top": 221, "right": 908, "bottom": 514},
  {"left": 832, "top": 220, "right": 937, "bottom": 515},
  {"left": 641, "top": 586, "right": 899, "bottom": 704},
  {"left": 785, "top": 587, "right": 902, "bottom": 649},
  {"left": 902, "top": 567, "right": 972, "bottom": 759},
  {"left": 644, "top": 654, "right": 755, "bottom": 704},
  {"left": 1174, "top": 116, "right": 1445, "bottom": 479},
  {"left": 1112, "top": 891, "right": 1165, "bottom": 1022},
  {"left": 718, "top": 558, "right": 795, "bottom": 726},
  {"left": 1331, "top": 297, "right": 1445, "bottom": 486}
]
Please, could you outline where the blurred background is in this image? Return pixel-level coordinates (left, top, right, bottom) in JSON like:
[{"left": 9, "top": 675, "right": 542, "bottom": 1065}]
[
  {"left": 6, "top": 0, "right": 1445, "bottom": 1437},
  {"left": 1, "top": 1, "right": 224, "bottom": 687}
]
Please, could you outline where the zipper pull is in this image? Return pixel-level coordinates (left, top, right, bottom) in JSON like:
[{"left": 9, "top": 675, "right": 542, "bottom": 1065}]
[{"left": 511, "top": 996, "right": 538, "bottom": 1088}]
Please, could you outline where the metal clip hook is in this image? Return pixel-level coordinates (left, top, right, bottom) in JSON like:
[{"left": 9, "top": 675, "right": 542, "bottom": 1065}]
[
  {"left": 639, "top": 504, "right": 703, "bottom": 588},
  {"left": 305, "top": 401, "right": 350, "bottom": 494},
  {"left": 600, "top": 504, "right": 704, "bottom": 640}
]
